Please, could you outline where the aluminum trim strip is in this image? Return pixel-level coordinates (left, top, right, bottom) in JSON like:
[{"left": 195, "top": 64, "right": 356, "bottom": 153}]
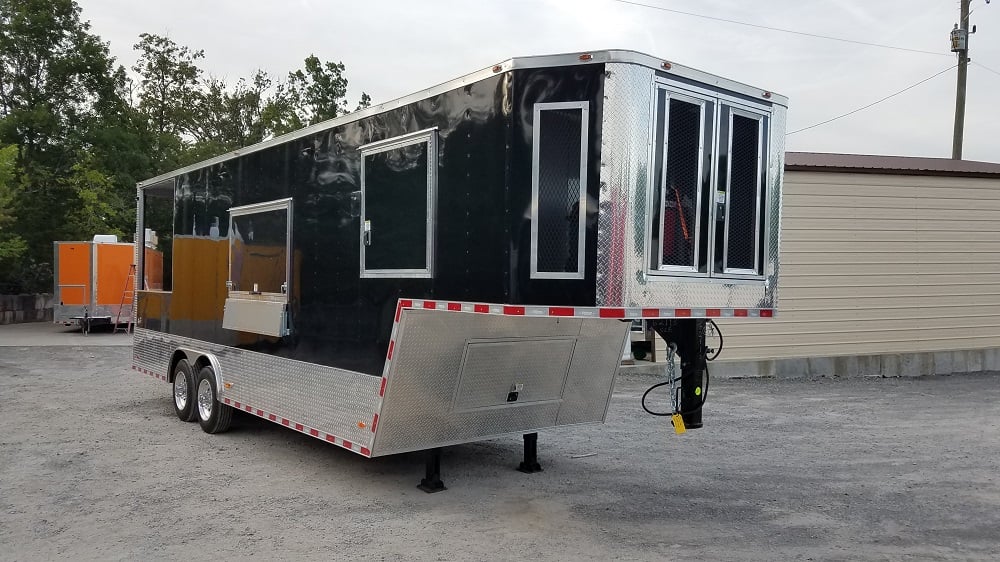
[
  {"left": 228, "top": 197, "right": 294, "bottom": 216},
  {"left": 359, "top": 131, "right": 437, "bottom": 279},
  {"left": 530, "top": 101, "right": 589, "bottom": 280},
  {"left": 358, "top": 127, "right": 439, "bottom": 154}
]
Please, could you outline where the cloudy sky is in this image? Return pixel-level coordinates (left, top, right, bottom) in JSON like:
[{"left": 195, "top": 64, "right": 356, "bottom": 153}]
[{"left": 77, "top": 0, "right": 999, "bottom": 162}]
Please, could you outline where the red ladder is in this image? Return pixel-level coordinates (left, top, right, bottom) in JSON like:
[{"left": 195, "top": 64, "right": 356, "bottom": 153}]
[{"left": 114, "top": 264, "right": 136, "bottom": 334}]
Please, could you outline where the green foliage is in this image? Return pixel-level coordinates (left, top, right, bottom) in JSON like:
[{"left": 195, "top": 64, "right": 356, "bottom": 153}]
[
  {"left": 0, "top": 145, "right": 27, "bottom": 284},
  {"left": 131, "top": 32, "right": 204, "bottom": 172},
  {"left": 0, "top": 1, "right": 369, "bottom": 293},
  {"left": 287, "top": 55, "right": 350, "bottom": 125}
]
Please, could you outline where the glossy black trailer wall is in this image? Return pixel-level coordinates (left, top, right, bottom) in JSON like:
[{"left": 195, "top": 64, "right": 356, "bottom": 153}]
[{"left": 138, "top": 64, "right": 606, "bottom": 375}]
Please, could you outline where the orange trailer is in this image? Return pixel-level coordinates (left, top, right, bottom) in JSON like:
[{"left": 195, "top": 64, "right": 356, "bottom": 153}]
[{"left": 53, "top": 236, "right": 155, "bottom": 330}]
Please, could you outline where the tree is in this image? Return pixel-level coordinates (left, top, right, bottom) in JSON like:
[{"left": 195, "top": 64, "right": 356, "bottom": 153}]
[
  {"left": 0, "top": 0, "right": 130, "bottom": 290},
  {"left": 0, "top": 144, "right": 27, "bottom": 290},
  {"left": 131, "top": 32, "right": 204, "bottom": 172},
  {"left": 190, "top": 70, "right": 298, "bottom": 154},
  {"left": 284, "top": 54, "right": 371, "bottom": 132}
]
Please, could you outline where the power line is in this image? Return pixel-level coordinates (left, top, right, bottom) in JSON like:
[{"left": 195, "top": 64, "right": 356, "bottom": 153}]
[
  {"left": 612, "top": 0, "right": 952, "bottom": 57},
  {"left": 972, "top": 61, "right": 1000, "bottom": 77},
  {"left": 787, "top": 64, "right": 957, "bottom": 135}
]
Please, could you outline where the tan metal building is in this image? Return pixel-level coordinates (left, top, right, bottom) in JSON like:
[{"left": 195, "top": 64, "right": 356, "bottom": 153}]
[{"left": 655, "top": 152, "right": 1000, "bottom": 377}]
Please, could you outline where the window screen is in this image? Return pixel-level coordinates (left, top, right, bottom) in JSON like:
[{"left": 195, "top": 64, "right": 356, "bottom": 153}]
[
  {"left": 531, "top": 102, "right": 588, "bottom": 279},
  {"left": 722, "top": 109, "right": 766, "bottom": 274}
]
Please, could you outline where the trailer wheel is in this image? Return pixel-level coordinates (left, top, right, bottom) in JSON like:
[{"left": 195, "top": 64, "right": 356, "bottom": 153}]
[
  {"left": 196, "top": 366, "right": 233, "bottom": 434},
  {"left": 172, "top": 359, "right": 198, "bottom": 422}
]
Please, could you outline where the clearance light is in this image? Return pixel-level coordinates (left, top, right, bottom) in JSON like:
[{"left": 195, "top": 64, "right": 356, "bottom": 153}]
[
  {"left": 357, "top": 421, "right": 367, "bottom": 429},
  {"left": 661, "top": 61, "right": 672, "bottom": 70},
  {"left": 762, "top": 91, "right": 772, "bottom": 99},
  {"left": 579, "top": 53, "right": 593, "bottom": 61},
  {"left": 492, "top": 65, "right": 502, "bottom": 73}
]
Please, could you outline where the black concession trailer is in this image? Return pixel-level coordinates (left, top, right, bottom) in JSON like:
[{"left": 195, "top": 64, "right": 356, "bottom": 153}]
[{"left": 132, "top": 49, "right": 787, "bottom": 490}]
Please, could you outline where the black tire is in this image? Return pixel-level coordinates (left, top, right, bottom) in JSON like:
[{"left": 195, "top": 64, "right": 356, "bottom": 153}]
[
  {"left": 172, "top": 359, "right": 198, "bottom": 422},
  {"left": 195, "top": 365, "right": 233, "bottom": 434}
]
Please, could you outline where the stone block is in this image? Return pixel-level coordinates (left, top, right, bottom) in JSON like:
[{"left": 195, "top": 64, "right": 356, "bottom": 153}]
[
  {"left": 857, "top": 355, "right": 881, "bottom": 377},
  {"left": 933, "top": 352, "right": 953, "bottom": 375},
  {"left": 985, "top": 348, "right": 1000, "bottom": 372},
  {"left": 775, "top": 357, "right": 808, "bottom": 378},
  {"left": 968, "top": 350, "right": 984, "bottom": 374},
  {"left": 807, "top": 356, "right": 835, "bottom": 377},
  {"left": 881, "top": 354, "right": 901, "bottom": 378}
]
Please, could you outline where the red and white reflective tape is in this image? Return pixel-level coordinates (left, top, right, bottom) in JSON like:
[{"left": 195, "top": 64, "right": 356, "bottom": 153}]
[
  {"left": 221, "top": 397, "right": 372, "bottom": 457},
  {"left": 131, "top": 364, "right": 167, "bottom": 381},
  {"left": 395, "top": 299, "right": 773, "bottom": 320}
]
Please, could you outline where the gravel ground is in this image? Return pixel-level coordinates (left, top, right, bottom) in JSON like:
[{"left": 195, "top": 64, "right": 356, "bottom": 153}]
[{"left": 1, "top": 328, "right": 999, "bottom": 561}]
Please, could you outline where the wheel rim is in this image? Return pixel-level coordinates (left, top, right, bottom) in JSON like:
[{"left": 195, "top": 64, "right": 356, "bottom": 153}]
[
  {"left": 173, "top": 373, "right": 189, "bottom": 410},
  {"left": 197, "top": 378, "right": 213, "bottom": 421}
]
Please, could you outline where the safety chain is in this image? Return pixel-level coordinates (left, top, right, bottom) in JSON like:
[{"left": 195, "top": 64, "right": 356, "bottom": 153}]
[{"left": 665, "top": 342, "right": 678, "bottom": 414}]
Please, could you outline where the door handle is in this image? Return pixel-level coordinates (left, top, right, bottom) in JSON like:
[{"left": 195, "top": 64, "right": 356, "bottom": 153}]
[{"left": 363, "top": 219, "right": 372, "bottom": 246}]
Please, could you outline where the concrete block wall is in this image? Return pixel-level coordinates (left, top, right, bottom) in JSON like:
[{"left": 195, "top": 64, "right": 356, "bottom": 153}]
[
  {"left": 0, "top": 294, "right": 53, "bottom": 324},
  {"left": 706, "top": 348, "right": 1000, "bottom": 378}
]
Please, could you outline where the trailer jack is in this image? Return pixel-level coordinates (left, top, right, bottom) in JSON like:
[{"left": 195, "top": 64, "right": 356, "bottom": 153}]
[
  {"left": 645, "top": 319, "right": 709, "bottom": 429},
  {"left": 418, "top": 448, "right": 446, "bottom": 493}
]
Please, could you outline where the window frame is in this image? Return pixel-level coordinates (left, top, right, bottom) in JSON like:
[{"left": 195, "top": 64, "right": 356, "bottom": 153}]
[
  {"left": 649, "top": 86, "right": 714, "bottom": 276},
  {"left": 358, "top": 128, "right": 438, "bottom": 279},
  {"left": 530, "top": 101, "right": 589, "bottom": 280},
  {"left": 226, "top": 197, "right": 294, "bottom": 303},
  {"left": 719, "top": 104, "right": 768, "bottom": 278}
]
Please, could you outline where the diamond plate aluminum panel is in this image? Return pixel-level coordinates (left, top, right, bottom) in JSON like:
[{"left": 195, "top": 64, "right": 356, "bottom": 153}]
[
  {"left": 372, "top": 311, "right": 629, "bottom": 456},
  {"left": 556, "top": 317, "right": 628, "bottom": 425},
  {"left": 132, "top": 328, "right": 380, "bottom": 449},
  {"left": 597, "top": 62, "right": 783, "bottom": 311}
]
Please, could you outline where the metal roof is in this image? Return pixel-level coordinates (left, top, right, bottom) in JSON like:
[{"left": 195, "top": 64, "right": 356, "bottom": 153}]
[{"left": 786, "top": 152, "right": 1000, "bottom": 178}]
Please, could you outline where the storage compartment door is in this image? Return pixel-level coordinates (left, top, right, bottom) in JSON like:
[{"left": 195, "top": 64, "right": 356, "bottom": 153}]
[{"left": 55, "top": 242, "right": 92, "bottom": 306}]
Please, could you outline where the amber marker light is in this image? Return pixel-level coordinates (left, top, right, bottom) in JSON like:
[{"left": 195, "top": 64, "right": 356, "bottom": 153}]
[
  {"left": 579, "top": 53, "right": 593, "bottom": 61},
  {"left": 224, "top": 382, "right": 233, "bottom": 389},
  {"left": 357, "top": 421, "right": 367, "bottom": 429}
]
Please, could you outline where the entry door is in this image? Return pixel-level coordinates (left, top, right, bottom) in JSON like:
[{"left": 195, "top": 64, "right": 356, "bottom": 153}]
[{"left": 359, "top": 129, "right": 437, "bottom": 278}]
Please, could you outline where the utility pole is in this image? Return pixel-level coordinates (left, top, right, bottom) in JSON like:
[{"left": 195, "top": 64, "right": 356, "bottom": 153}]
[{"left": 951, "top": 0, "right": 971, "bottom": 160}]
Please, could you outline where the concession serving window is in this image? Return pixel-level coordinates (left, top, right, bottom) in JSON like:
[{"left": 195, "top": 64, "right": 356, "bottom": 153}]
[
  {"left": 222, "top": 197, "right": 293, "bottom": 337},
  {"left": 648, "top": 82, "right": 771, "bottom": 280}
]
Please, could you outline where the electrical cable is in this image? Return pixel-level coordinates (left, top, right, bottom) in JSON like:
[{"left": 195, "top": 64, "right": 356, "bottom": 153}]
[
  {"left": 611, "top": 0, "right": 951, "bottom": 57},
  {"left": 640, "top": 363, "right": 710, "bottom": 417},
  {"left": 973, "top": 61, "right": 1000, "bottom": 78},
  {"left": 706, "top": 318, "right": 723, "bottom": 361},
  {"left": 641, "top": 321, "right": 722, "bottom": 417},
  {"left": 786, "top": 64, "right": 957, "bottom": 135}
]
